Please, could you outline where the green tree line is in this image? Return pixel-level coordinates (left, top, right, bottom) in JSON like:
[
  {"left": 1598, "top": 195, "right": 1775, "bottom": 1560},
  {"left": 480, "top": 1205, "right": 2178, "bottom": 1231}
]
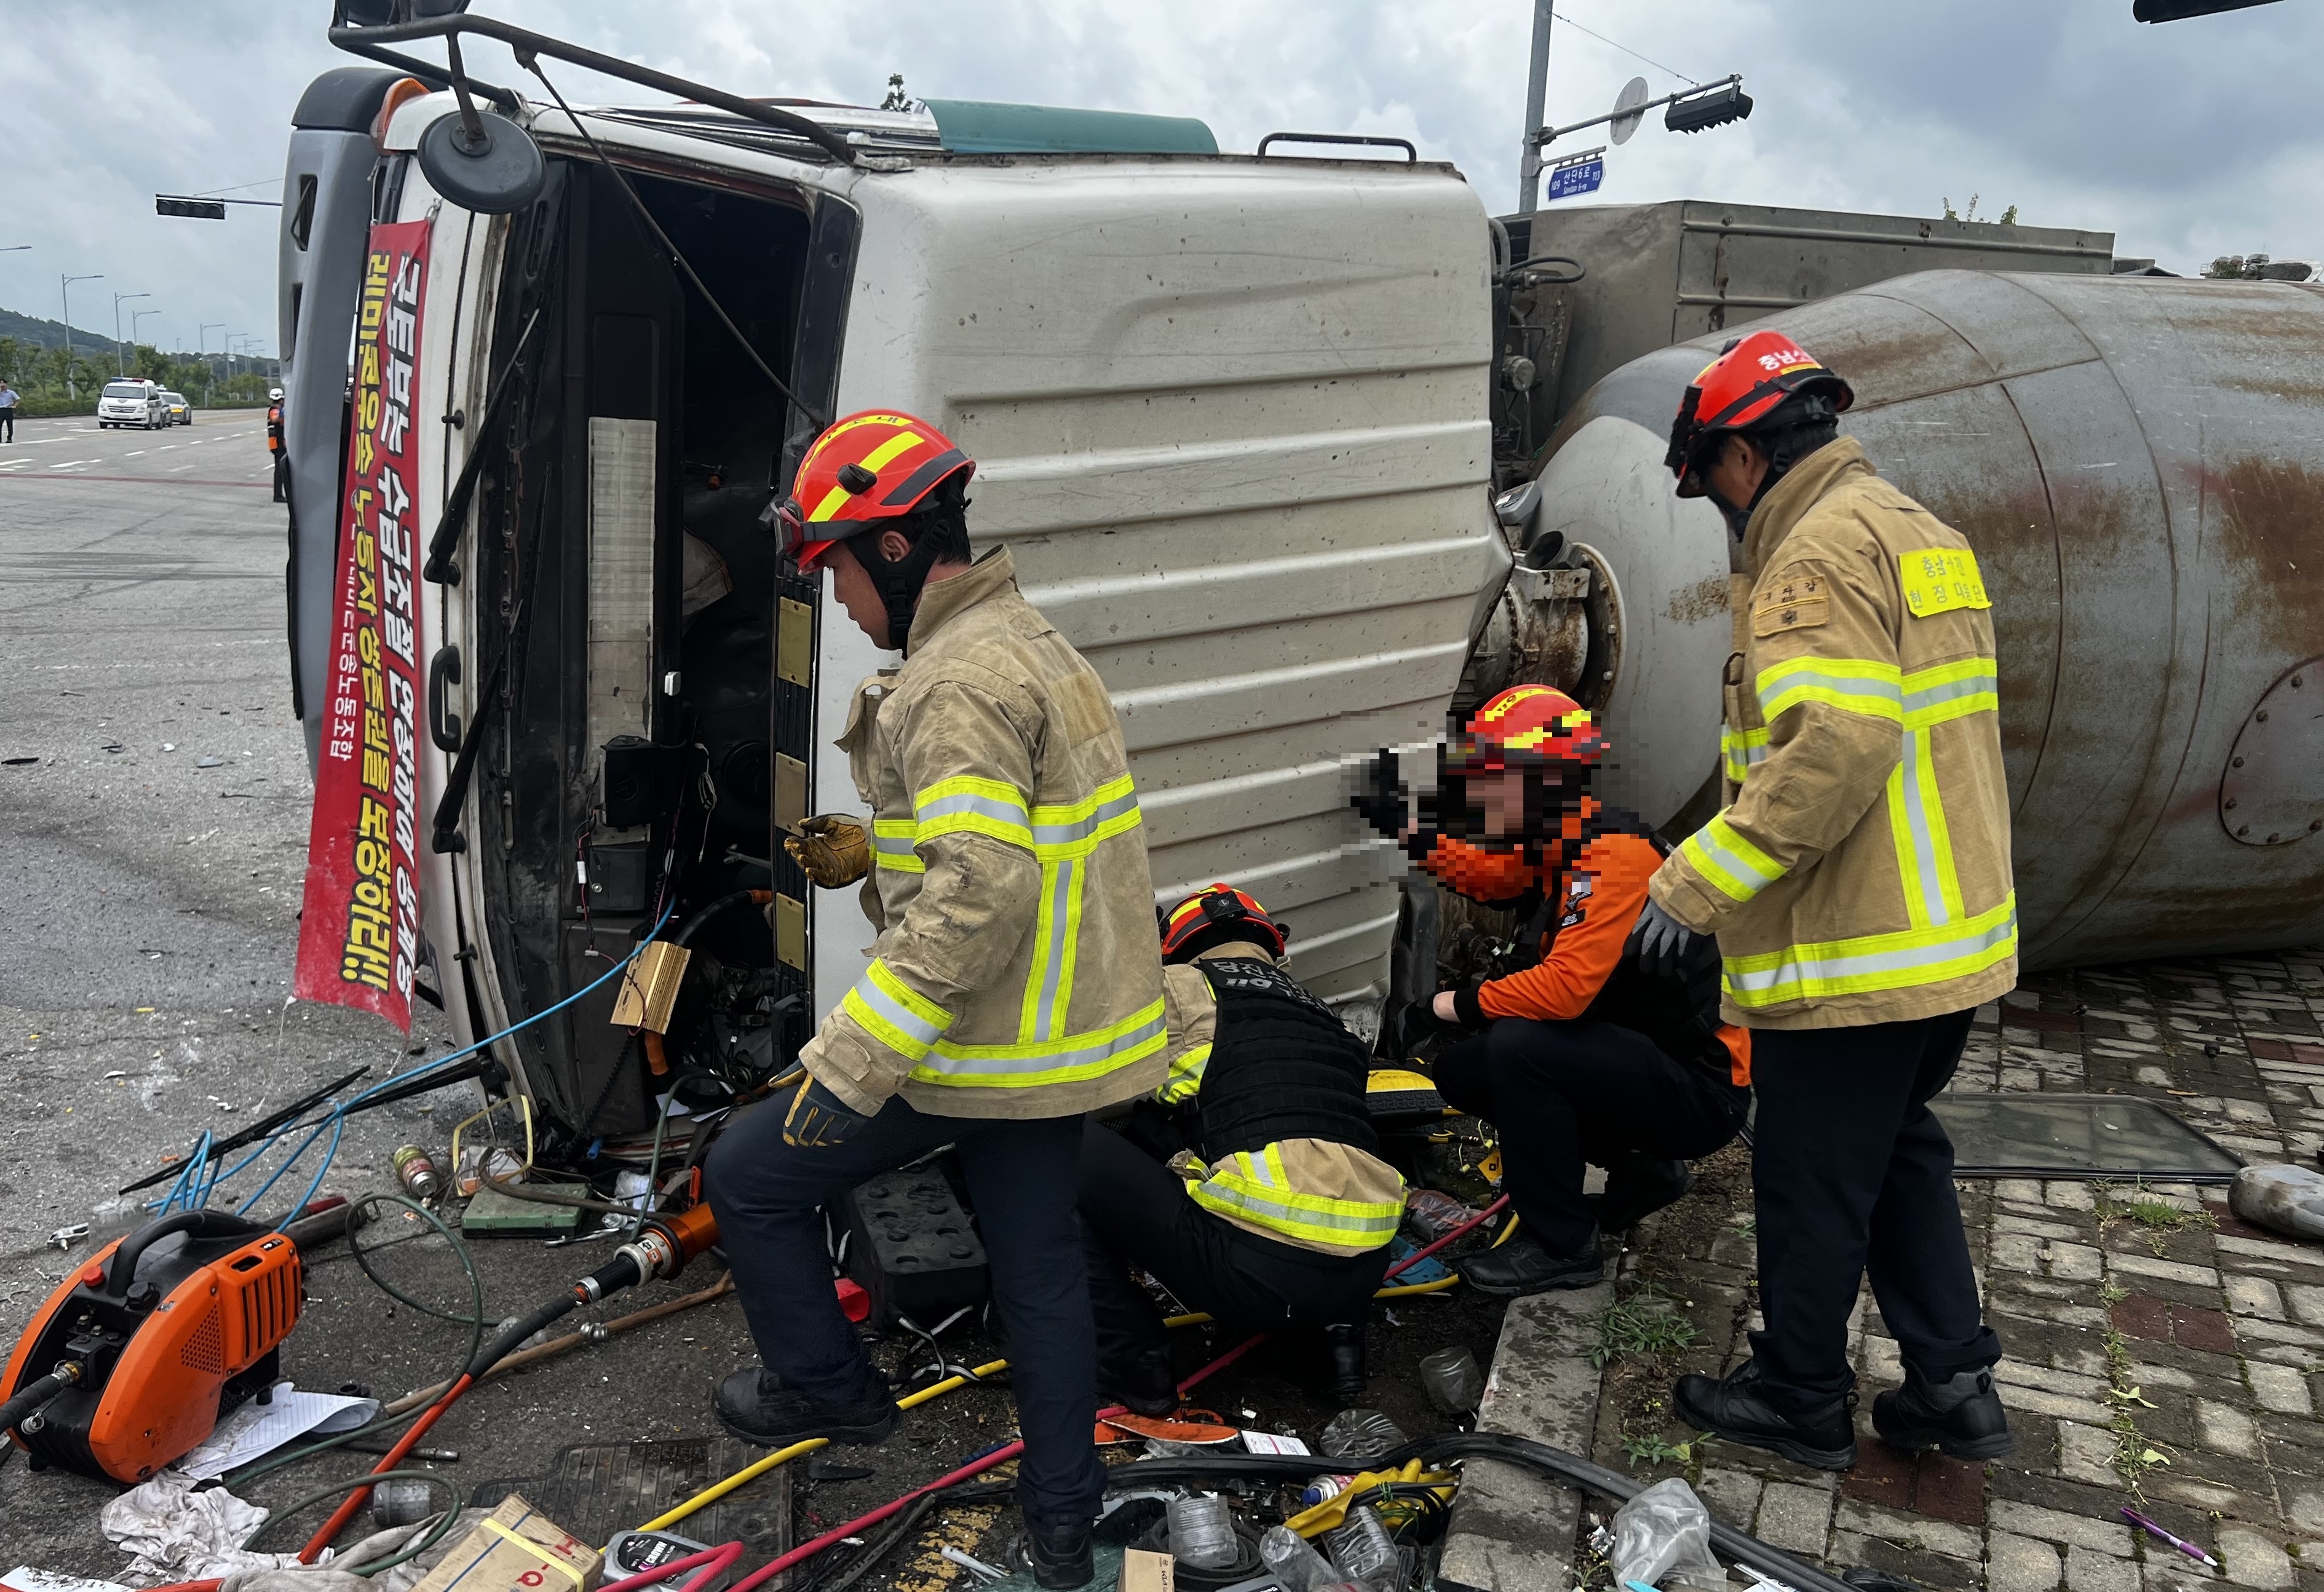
[{"left": 0, "top": 337, "right": 282, "bottom": 418}]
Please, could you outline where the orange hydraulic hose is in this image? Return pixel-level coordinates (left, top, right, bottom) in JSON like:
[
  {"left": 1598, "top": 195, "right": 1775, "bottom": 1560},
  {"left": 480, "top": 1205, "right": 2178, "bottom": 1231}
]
[{"left": 298, "top": 1372, "right": 474, "bottom": 1561}]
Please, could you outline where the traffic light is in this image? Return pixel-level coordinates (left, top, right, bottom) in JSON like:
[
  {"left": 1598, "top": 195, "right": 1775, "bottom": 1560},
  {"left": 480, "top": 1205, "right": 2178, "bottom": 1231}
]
[
  {"left": 2133, "top": 0, "right": 2281, "bottom": 18},
  {"left": 1665, "top": 82, "right": 1753, "bottom": 135},
  {"left": 156, "top": 196, "right": 228, "bottom": 220}
]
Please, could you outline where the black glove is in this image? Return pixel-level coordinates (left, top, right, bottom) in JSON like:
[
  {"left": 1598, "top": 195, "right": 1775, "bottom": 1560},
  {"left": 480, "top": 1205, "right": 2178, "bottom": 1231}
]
[
  {"left": 1351, "top": 750, "right": 1405, "bottom": 839},
  {"left": 783, "top": 1074, "right": 871, "bottom": 1148},
  {"left": 1626, "top": 898, "right": 1703, "bottom": 984}
]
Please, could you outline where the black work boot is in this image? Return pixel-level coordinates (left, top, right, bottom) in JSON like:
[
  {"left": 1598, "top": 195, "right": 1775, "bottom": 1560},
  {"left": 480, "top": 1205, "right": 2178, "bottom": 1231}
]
[
  {"left": 1673, "top": 1358, "right": 1857, "bottom": 1471},
  {"left": 1873, "top": 1364, "right": 2017, "bottom": 1460},
  {"left": 714, "top": 1364, "right": 899, "bottom": 1448},
  {"left": 1027, "top": 1515, "right": 1095, "bottom": 1590},
  {"left": 1460, "top": 1233, "right": 1604, "bottom": 1297},
  {"left": 1099, "top": 1347, "right": 1179, "bottom": 1418},
  {"left": 1325, "top": 1322, "right": 1368, "bottom": 1403},
  {"left": 1595, "top": 1157, "right": 1695, "bottom": 1235}
]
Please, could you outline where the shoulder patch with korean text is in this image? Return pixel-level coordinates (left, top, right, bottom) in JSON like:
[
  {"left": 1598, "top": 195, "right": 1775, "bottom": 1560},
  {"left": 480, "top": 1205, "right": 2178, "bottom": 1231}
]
[
  {"left": 1899, "top": 547, "right": 1991, "bottom": 618},
  {"left": 1752, "top": 569, "right": 1828, "bottom": 636}
]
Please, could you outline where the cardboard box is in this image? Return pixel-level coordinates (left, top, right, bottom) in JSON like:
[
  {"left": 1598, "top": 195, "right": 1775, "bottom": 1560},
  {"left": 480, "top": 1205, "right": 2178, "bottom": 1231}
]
[
  {"left": 408, "top": 1493, "right": 602, "bottom": 1592},
  {"left": 1119, "top": 1548, "right": 1176, "bottom": 1592}
]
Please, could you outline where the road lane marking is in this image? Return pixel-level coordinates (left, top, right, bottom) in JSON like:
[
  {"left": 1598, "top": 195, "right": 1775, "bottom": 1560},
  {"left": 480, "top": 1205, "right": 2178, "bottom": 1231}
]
[
  {"left": 126, "top": 450, "right": 145, "bottom": 457},
  {"left": 49, "top": 459, "right": 97, "bottom": 470}
]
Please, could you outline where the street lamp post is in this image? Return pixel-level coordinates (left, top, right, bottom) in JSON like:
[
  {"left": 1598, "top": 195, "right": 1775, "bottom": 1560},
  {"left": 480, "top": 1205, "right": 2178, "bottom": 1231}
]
[
  {"left": 111, "top": 292, "right": 150, "bottom": 378},
  {"left": 200, "top": 322, "right": 224, "bottom": 403},
  {"left": 61, "top": 273, "right": 103, "bottom": 401},
  {"left": 130, "top": 308, "right": 160, "bottom": 368},
  {"left": 1516, "top": 1, "right": 1555, "bottom": 215}
]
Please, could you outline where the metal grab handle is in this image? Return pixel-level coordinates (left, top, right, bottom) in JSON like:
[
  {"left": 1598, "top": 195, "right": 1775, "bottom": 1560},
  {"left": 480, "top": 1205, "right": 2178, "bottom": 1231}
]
[
  {"left": 429, "top": 644, "right": 463, "bottom": 753},
  {"left": 1256, "top": 132, "right": 1418, "bottom": 162}
]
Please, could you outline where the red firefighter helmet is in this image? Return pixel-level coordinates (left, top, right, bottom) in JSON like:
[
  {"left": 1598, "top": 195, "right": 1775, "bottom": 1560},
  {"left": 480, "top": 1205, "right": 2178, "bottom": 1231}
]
[
  {"left": 1664, "top": 330, "right": 1854, "bottom": 498},
  {"left": 1450, "top": 684, "right": 1607, "bottom": 771},
  {"left": 1159, "top": 883, "right": 1288, "bottom": 963},
  {"left": 775, "top": 410, "right": 975, "bottom": 571}
]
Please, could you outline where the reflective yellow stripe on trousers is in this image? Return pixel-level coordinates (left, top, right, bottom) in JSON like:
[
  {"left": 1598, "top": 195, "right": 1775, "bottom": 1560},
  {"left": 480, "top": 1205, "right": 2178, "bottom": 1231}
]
[{"left": 1182, "top": 1143, "right": 1403, "bottom": 1251}]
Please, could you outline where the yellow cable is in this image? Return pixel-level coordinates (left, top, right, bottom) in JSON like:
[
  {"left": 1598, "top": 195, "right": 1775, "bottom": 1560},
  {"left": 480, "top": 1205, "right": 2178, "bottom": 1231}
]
[
  {"left": 1493, "top": 1211, "right": 1520, "bottom": 1247},
  {"left": 638, "top": 1356, "right": 1010, "bottom": 1533},
  {"left": 1373, "top": 1275, "right": 1460, "bottom": 1299}
]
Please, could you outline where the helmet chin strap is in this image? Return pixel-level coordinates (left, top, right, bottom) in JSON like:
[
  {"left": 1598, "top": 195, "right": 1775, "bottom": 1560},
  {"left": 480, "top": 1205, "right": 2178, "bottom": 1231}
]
[{"left": 869, "top": 531, "right": 946, "bottom": 653}]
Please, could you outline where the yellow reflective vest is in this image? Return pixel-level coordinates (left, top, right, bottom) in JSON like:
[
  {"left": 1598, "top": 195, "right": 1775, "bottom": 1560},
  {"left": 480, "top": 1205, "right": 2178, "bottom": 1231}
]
[
  {"left": 798, "top": 547, "right": 1167, "bottom": 1117},
  {"left": 1648, "top": 438, "right": 2018, "bottom": 1029}
]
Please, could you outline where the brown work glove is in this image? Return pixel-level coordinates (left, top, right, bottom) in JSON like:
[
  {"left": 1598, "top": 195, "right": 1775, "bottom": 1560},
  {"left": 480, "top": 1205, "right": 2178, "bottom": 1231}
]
[{"left": 785, "top": 814, "right": 871, "bottom": 888}]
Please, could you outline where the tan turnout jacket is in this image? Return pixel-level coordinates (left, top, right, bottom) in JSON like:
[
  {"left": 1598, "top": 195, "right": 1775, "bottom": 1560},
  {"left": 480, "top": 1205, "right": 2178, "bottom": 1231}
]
[
  {"left": 799, "top": 547, "right": 1167, "bottom": 1117},
  {"left": 1648, "top": 438, "right": 2018, "bottom": 1029}
]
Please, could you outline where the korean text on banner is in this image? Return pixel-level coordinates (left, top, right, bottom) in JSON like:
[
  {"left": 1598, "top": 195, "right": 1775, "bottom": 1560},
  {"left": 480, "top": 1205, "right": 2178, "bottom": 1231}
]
[{"left": 295, "top": 220, "right": 432, "bottom": 1031}]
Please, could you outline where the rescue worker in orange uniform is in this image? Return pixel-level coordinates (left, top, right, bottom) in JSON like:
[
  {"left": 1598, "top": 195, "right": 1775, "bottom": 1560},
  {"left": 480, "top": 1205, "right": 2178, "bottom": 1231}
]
[
  {"left": 266, "top": 387, "right": 287, "bottom": 502},
  {"left": 1356, "top": 685, "right": 1750, "bottom": 1296},
  {"left": 1641, "top": 331, "right": 2015, "bottom": 1471}
]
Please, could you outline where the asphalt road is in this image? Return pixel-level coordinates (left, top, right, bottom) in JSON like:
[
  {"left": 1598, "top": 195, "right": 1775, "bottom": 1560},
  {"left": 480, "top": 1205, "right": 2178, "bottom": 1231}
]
[{"left": 0, "top": 429, "right": 1509, "bottom": 1581}]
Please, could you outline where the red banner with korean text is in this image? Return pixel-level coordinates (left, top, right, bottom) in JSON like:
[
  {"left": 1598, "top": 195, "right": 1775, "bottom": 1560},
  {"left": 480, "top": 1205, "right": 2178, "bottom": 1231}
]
[{"left": 295, "top": 220, "right": 432, "bottom": 1030}]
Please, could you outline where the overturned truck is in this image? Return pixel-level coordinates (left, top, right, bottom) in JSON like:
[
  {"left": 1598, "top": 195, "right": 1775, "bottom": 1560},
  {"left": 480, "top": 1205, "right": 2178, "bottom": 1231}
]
[{"left": 276, "top": 16, "right": 2324, "bottom": 1147}]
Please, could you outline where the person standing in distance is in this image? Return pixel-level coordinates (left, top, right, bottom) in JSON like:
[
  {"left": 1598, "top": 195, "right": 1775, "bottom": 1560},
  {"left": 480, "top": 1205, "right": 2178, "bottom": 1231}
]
[
  {"left": 266, "top": 387, "right": 287, "bottom": 502},
  {"left": 705, "top": 410, "right": 1167, "bottom": 1590},
  {"left": 1633, "top": 331, "right": 2017, "bottom": 1471},
  {"left": 0, "top": 379, "right": 18, "bottom": 443}
]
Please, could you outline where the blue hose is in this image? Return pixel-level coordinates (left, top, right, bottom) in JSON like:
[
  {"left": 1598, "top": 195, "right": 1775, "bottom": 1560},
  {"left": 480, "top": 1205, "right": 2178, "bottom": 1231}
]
[{"left": 169, "top": 905, "right": 677, "bottom": 1226}]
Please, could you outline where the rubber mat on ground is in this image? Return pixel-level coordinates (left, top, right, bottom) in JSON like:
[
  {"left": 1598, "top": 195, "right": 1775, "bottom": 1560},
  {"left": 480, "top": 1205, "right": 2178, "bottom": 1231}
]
[{"left": 467, "top": 1434, "right": 790, "bottom": 1553}]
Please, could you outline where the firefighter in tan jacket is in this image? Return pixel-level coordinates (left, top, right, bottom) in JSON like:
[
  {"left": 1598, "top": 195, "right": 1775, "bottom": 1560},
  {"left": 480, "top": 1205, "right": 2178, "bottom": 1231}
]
[
  {"left": 705, "top": 411, "right": 1164, "bottom": 1590},
  {"left": 1633, "top": 333, "right": 2016, "bottom": 1473},
  {"left": 1079, "top": 886, "right": 1405, "bottom": 1417}
]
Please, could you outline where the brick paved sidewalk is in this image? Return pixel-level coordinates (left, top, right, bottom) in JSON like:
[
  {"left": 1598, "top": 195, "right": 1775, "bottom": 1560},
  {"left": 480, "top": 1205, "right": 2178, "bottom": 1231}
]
[{"left": 1595, "top": 946, "right": 2324, "bottom": 1590}]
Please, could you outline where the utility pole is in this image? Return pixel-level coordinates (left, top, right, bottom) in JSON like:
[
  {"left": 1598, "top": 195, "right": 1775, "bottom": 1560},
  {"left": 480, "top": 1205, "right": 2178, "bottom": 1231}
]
[
  {"left": 200, "top": 322, "right": 224, "bottom": 404},
  {"left": 61, "top": 273, "right": 102, "bottom": 400},
  {"left": 112, "top": 292, "right": 149, "bottom": 377},
  {"left": 131, "top": 308, "right": 159, "bottom": 368},
  {"left": 1517, "top": 0, "right": 1555, "bottom": 215}
]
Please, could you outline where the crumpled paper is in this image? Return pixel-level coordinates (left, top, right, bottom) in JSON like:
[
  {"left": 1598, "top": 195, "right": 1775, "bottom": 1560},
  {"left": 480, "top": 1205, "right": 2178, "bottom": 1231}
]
[{"left": 100, "top": 1473, "right": 303, "bottom": 1582}]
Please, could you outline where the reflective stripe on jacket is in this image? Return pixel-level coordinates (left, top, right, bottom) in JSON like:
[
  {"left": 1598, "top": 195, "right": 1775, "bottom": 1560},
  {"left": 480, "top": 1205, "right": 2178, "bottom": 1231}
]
[
  {"left": 1152, "top": 946, "right": 1406, "bottom": 1256},
  {"left": 799, "top": 546, "right": 1167, "bottom": 1117},
  {"left": 1648, "top": 437, "right": 2018, "bottom": 1029},
  {"left": 1178, "top": 1139, "right": 1405, "bottom": 1256}
]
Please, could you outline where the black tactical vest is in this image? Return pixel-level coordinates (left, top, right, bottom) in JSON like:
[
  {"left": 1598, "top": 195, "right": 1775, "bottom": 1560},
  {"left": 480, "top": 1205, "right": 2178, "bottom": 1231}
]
[{"left": 1191, "top": 958, "right": 1380, "bottom": 1161}]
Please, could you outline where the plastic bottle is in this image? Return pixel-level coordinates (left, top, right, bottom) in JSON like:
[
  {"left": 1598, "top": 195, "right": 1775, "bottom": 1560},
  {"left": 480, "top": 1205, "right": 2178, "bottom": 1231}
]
[
  {"left": 1323, "top": 1505, "right": 1398, "bottom": 1591},
  {"left": 1166, "top": 1494, "right": 1239, "bottom": 1570},
  {"left": 1259, "top": 1525, "right": 1341, "bottom": 1592},
  {"left": 392, "top": 1144, "right": 443, "bottom": 1201},
  {"left": 85, "top": 1196, "right": 148, "bottom": 1245},
  {"left": 1317, "top": 1408, "right": 1406, "bottom": 1460},
  {"left": 1418, "top": 1345, "right": 1486, "bottom": 1414}
]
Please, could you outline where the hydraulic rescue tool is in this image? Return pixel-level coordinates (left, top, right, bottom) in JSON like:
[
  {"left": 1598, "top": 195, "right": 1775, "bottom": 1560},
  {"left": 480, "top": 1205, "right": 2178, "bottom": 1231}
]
[
  {"left": 292, "top": 1202, "right": 723, "bottom": 1560},
  {"left": 0, "top": 1211, "right": 302, "bottom": 1482}
]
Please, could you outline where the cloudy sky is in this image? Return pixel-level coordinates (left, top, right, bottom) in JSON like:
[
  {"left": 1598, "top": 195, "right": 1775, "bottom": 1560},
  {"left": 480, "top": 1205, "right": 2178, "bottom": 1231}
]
[{"left": 1, "top": 0, "right": 2312, "bottom": 358}]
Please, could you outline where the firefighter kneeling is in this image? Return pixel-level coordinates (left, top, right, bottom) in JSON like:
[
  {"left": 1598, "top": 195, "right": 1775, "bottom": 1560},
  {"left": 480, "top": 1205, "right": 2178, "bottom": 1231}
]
[
  {"left": 1079, "top": 886, "right": 1405, "bottom": 1416},
  {"left": 1360, "top": 685, "right": 1751, "bottom": 1296}
]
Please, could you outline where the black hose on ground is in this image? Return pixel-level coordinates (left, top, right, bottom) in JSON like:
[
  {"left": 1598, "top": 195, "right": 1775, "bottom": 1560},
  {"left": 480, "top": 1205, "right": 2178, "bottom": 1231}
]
[
  {"left": 0, "top": 1364, "right": 79, "bottom": 1436},
  {"left": 1109, "top": 1432, "right": 1860, "bottom": 1592}
]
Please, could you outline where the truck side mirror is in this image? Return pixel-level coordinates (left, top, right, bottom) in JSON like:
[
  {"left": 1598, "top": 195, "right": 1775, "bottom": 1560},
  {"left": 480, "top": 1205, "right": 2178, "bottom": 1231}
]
[{"left": 417, "top": 108, "right": 544, "bottom": 215}]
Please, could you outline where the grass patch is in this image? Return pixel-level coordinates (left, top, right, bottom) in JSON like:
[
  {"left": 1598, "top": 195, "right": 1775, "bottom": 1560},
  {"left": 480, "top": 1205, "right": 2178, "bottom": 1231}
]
[
  {"left": 1588, "top": 1283, "right": 1699, "bottom": 1369},
  {"left": 2100, "top": 1323, "right": 2173, "bottom": 1494},
  {"left": 2095, "top": 1181, "right": 2215, "bottom": 1256},
  {"left": 1617, "top": 1429, "right": 1699, "bottom": 1469}
]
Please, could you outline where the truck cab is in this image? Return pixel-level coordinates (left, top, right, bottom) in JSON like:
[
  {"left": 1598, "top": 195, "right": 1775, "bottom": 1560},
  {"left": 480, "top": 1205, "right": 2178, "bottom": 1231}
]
[{"left": 277, "top": 60, "right": 1507, "bottom": 1144}]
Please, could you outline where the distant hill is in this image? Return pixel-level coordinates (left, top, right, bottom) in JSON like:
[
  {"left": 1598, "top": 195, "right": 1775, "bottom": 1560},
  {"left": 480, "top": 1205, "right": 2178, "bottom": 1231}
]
[{"left": 0, "top": 306, "right": 236, "bottom": 358}]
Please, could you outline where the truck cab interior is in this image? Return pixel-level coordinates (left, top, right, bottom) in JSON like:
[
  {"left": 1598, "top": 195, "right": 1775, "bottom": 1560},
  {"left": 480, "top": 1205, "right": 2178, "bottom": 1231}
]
[{"left": 448, "top": 154, "right": 846, "bottom": 1148}]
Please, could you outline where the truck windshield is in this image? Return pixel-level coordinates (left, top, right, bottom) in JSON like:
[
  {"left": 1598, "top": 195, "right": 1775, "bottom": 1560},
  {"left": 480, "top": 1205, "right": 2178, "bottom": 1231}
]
[{"left": 103, "top": 384, "right": 146, "bottom": 399}]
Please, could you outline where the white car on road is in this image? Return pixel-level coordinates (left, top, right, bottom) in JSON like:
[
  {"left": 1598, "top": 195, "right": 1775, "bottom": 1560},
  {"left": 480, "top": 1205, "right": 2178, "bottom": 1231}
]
[{"left": 97, "top": 379, "right": 165, "bottom": 429}]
